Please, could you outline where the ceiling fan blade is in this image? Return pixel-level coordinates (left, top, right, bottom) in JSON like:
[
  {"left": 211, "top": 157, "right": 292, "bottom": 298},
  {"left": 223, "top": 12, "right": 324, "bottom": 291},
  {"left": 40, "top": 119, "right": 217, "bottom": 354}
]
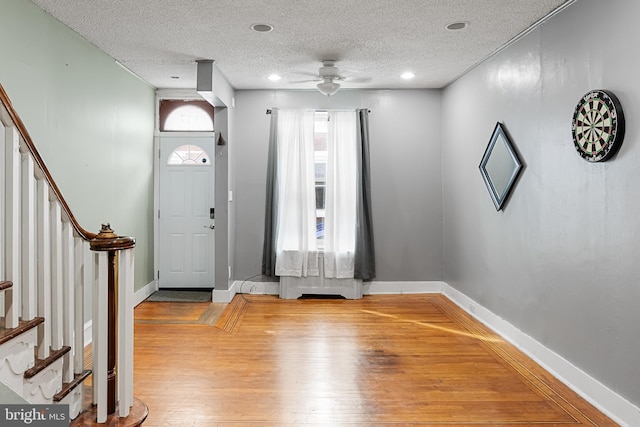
[
  {"left": 289, "top": 78, "right": 321, "bottom": 84},
  {"left": 293, "top": 71, "right": 320, "bottom": 78},
  {"left": 344, "top": 76, "right": 373, "bottom": 83}
]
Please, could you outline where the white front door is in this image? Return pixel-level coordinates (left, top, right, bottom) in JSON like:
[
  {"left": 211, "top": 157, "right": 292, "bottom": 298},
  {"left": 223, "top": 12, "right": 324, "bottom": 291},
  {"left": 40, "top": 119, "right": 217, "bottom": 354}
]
[{"left": 158, "top": 136, "right": 215, "bottom": 288}]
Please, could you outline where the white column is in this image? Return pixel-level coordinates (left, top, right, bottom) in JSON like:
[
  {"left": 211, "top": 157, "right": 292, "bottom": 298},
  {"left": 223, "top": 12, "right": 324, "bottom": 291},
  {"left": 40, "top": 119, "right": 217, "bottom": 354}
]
[
  {"left": 4, "top": 125, "right": 21, "bottom": 328},
  {"left": 92, "top": 251, "right": 109, "bottom": 423},
  {"left": 118, "top": 248, "right": 135, "bottom": 416},
  {"left": 0, "top": 118, "right": 5, "bottom": 284}
]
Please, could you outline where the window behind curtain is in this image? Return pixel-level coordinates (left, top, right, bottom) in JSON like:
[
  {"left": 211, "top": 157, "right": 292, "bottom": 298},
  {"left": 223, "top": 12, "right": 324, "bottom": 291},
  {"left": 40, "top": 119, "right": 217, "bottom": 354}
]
[{"left": 314, "top": 111, "right": 328, "bottom": 249}]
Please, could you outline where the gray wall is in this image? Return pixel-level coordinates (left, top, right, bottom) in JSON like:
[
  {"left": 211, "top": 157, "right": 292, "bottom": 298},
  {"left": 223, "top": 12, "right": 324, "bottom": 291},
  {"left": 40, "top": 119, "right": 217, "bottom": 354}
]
[
  {"left": 442, "top": 0, "right": 640, "bottom": 408},
  {"left": 233, "top": 89, "right": 442, "bottom": 283},
  {"left": 0, "top": 0, "right": 155, "bottom": 293},
  {"left": 214, "top": 107, "right": 230, "bottom": 290}
]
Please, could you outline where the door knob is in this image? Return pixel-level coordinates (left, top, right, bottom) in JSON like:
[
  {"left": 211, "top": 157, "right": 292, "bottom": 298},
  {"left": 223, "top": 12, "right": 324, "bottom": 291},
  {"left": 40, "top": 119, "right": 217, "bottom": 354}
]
[{"left": 203, "top": 224, "right": 215, "bottom": 229}]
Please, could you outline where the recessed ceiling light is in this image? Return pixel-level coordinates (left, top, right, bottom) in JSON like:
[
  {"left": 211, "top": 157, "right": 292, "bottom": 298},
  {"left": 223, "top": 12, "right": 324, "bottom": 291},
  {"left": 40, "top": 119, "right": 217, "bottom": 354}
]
[
  {"left": 251, "top": 23, "right": 274, "bottom": 33},
  {"left": 267, "top": 74, "right": 281, "bottom": 81},
  {"left": 401, "top": 72, "right": 415, "bottom": 80},
  {"left": 446, "top": 21, "right": 469, "bottom": 31}
]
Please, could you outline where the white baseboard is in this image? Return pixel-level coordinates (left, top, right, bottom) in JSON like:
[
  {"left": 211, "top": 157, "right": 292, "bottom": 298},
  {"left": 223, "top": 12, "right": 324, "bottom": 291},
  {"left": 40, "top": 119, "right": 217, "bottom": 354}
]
[
  {"left": 134, "top": 280, "right": 159, "bottom": 307},
  {"left": 214, "top": 280, "right": 281, "bottom": 302},
  {"left": 233, "top": 280, "right": 280, "bottom": 296},
  {"left": 441, "top": 283, "right": 639, "bottom": 427},
  {"left": 213, "top": 281, "right": 239, "bottom": 303},
  {"left": 363, "top": 280, "right": 445, "bottom": 295}
]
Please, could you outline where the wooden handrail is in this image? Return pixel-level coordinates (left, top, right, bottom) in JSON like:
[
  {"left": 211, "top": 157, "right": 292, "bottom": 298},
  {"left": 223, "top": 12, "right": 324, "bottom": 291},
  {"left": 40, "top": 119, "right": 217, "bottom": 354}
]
[{"left": 0, "top": 83, "right": 97, "bottom": 241}]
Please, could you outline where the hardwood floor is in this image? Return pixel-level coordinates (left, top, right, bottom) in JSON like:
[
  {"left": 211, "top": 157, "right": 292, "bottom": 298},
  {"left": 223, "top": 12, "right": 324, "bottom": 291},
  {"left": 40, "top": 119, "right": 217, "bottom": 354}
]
[{"left": 132, "top": 294, "right": 616, "bottom": 426}]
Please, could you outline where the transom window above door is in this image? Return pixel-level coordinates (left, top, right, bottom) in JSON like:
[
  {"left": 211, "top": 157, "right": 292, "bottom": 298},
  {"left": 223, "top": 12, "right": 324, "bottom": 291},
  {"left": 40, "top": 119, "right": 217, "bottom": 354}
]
[{"left": 159, "top": 99, "right": 214, "bottom": 132}]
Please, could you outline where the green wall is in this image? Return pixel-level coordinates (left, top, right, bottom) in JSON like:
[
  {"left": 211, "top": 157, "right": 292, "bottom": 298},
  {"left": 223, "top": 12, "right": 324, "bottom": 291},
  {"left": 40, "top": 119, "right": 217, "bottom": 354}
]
[{"left": 0, "top": 0, "right": 155, "bottom": 292}]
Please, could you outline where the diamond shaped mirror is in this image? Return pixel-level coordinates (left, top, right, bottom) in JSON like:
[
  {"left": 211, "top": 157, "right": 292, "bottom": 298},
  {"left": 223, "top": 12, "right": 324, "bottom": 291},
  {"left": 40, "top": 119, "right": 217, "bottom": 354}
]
[{"left": 479, "top": 123, "right": 522, "bottom": 210}]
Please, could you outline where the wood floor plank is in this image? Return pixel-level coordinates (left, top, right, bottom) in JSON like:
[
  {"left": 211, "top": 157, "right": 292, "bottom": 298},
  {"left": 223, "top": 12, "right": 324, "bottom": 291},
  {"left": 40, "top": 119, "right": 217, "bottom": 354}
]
[{"left": 131, "top": 294, "right": 617, "bottom": 426}]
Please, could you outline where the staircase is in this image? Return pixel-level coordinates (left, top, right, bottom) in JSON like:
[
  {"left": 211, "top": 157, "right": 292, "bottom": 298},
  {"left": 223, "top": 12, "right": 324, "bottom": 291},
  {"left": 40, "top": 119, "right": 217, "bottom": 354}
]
[{"left": 0, "top": 84, "right": 145, "bottom": 424}]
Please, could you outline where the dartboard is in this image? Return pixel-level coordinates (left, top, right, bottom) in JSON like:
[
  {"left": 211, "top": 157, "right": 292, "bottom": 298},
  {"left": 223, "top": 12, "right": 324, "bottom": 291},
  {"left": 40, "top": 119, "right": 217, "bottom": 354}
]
[{"left": 571, "top": 90, "right": 625, "bottom": 162}]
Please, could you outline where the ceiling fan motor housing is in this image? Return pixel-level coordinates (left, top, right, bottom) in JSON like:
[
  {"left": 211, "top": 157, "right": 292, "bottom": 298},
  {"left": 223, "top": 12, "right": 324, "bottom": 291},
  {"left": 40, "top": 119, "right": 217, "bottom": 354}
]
[{"left": 319, "top": 60, "right": 340, "bottom": 79}]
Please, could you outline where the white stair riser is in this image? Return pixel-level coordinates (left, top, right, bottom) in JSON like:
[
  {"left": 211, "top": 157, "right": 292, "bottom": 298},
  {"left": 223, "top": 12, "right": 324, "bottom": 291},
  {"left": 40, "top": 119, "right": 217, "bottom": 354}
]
[
  {"left": 23, "top": 357, "right": 64, "bottom": 403},
  {"left": 0, "top": 328, "right": 37, "bottom": 396},
  {"left": 58, "top": 383, "right": 84, "bottom": 420}
]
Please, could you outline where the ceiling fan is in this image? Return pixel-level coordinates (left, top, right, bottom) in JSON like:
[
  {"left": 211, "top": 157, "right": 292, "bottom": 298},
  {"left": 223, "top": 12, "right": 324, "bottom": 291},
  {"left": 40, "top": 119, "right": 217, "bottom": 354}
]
[
  {"left": 315, "top": 60, "right": 343, "bottom": 96},
  {"left": 295, "top": 60, "right": 371, "bottom": 97}
]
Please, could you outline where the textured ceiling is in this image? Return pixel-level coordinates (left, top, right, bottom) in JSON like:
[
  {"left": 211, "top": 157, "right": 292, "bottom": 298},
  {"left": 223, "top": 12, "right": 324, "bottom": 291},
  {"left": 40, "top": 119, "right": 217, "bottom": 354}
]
[{"left": 31, "top": 0, "right": 575, "bottom": 91}]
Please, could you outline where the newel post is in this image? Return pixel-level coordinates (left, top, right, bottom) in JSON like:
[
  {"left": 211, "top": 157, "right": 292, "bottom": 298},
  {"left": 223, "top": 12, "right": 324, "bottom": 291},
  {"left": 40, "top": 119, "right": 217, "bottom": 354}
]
[{"left": 89, "top": 223, "right": 135, "bottom": 423}]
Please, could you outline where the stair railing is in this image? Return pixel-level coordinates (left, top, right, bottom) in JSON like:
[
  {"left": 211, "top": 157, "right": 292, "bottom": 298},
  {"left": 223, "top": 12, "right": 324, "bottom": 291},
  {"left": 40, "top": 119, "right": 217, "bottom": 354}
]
[{"left": 0, "top": 83, "right": 136, "bottom": 423}]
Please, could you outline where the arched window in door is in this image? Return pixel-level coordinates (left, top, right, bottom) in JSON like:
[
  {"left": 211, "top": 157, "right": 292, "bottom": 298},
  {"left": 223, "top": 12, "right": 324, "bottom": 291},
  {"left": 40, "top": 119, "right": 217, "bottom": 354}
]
[{"left": 167, "top": 144, "right": 211, "bottom": 165}]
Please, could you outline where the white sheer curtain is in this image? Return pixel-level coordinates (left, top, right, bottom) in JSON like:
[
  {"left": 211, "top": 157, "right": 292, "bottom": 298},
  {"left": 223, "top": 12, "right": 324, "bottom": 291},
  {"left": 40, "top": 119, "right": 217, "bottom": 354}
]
[
  {"left": 324, "top": 111, "right": 357, "bottom": 278},
  {"left": 274, "top": 110, "right": 319, "bottom": 277}
]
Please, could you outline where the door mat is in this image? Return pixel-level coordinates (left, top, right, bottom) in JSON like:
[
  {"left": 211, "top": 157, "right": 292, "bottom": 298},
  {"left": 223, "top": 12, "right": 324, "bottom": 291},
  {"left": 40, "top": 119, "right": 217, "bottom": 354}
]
[{"left": 147, "top": 289, "right": 212, "bottom": 302}]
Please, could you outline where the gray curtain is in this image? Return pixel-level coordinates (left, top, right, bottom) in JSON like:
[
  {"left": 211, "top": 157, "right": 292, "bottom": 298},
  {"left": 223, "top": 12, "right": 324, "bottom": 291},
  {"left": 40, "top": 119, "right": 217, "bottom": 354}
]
[
  {"left": 354, "top": 109, "right": 376, "bottom": 280},
  {"left": 261, "top": 108, "right": 279, "bottom": 277}
]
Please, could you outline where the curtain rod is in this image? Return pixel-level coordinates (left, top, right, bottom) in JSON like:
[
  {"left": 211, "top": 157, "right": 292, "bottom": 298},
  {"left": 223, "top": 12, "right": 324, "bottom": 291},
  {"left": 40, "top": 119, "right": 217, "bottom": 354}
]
[{"left": 266, "top": 109, "right": 371, "bottom": 115}]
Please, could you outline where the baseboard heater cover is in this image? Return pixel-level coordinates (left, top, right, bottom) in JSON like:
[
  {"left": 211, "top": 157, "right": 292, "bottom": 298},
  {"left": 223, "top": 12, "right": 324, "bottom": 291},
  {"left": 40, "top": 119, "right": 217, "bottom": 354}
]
[{"left": 279, "top": 256, "right": 362, "bottom": 299}]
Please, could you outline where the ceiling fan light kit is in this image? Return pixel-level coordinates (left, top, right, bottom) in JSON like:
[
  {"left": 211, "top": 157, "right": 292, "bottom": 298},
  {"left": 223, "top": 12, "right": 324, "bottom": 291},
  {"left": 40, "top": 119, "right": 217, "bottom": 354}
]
[{"left": 317, "top": 78, "right": 341, "bottom": 96}]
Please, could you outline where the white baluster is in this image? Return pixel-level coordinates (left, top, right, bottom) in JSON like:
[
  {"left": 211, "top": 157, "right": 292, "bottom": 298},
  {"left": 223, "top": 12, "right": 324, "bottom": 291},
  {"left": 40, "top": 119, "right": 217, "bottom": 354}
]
[
  {"left": 62, "top": 221, "right": 75, "bottom": 383},
  {"left": 21, "top": 151, "right": 37, "bottom": 320},
  {"left": 50, "top": 201, "right": 64, "bottom": 350},
  {"left": 93, "top": 251, "right": 109, "bottom": 423},
  {"left": 4, "top": 125, "right": 21, "bottom": 328},
  {"left": 36, "top": 178, "right": 51, "bottom": 359},
  {"left": 0, "top": 119, "right": 5, "bottom": 284},
  {"left": 118, "top": 248, "right": 135, "bottom": 416},
  {"left": 73, "top": 237, "right": 85, "bottom": 375}
]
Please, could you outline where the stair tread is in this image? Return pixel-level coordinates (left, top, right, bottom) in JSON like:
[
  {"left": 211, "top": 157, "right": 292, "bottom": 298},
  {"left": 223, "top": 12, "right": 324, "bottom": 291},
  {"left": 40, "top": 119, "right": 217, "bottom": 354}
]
[
  {"left": 24, "top": 346, "right": 71, "bottom": 379},
  {"left": 53, "top": 369, "right": 92, "bottom": 402},
  {"left": 0, "top": 317, "right": 44, "bottom": 346},
  {"left": 0, "top": 281, "right": 12, "bottom": 291}
]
